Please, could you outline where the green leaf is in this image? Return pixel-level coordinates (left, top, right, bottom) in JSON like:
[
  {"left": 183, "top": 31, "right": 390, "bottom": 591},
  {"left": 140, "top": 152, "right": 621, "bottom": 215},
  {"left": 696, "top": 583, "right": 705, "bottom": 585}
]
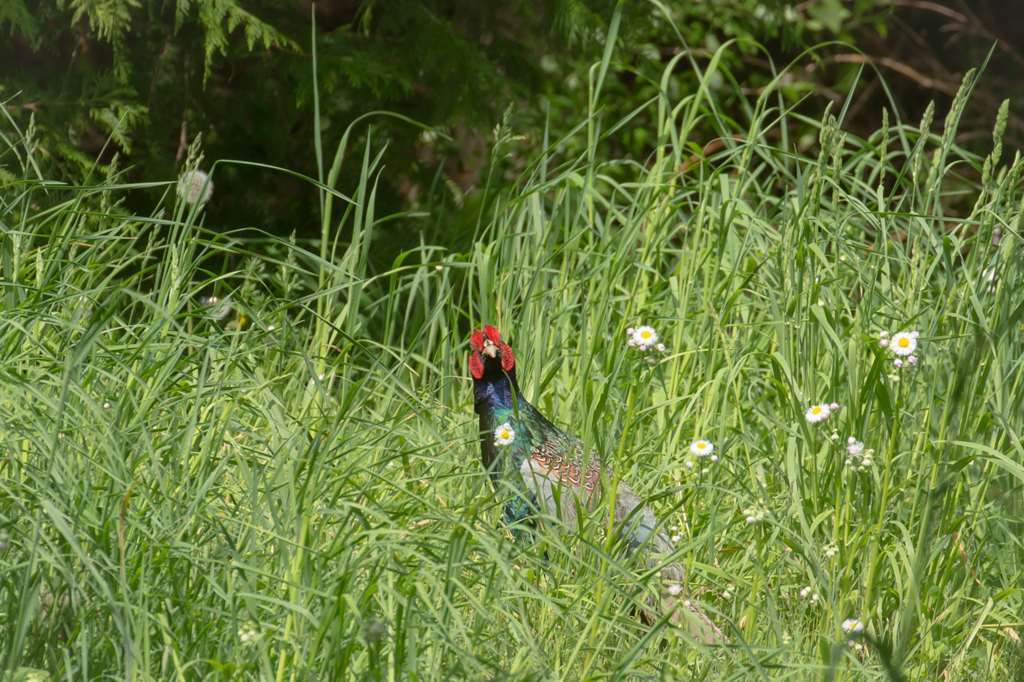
[{"left": 808, "top": 0, "right": 851, "bottom": 34}]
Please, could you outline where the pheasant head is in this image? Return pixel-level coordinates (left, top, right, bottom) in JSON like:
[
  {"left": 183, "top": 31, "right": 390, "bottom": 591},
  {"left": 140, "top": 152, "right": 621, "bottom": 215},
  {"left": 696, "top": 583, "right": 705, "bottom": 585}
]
[
  {"left": 468, "top": 324, "right": 515, "bottom": 380},
  {"left": 468, "top": 325, "right": 520, "bottom": 413}
]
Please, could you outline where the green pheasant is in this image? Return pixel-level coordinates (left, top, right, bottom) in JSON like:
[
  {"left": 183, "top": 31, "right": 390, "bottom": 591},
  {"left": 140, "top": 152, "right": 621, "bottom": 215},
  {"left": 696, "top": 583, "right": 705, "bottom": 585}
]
[{"left": 469, "top": 324, "right": 724, "bottom": 642}]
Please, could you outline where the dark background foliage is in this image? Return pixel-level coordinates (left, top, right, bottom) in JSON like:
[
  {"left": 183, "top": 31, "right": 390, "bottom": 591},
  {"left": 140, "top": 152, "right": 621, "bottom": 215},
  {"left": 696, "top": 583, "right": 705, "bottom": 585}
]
[{"left": 2, "top": 0, "right": 1022, "bottom": 255}]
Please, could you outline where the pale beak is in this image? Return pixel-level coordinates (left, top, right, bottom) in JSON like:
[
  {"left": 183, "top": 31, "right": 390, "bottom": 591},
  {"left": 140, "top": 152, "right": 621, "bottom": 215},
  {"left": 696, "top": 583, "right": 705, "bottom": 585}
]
[{"left": 481, "top": 338, "right": 501, "bottom": 358}]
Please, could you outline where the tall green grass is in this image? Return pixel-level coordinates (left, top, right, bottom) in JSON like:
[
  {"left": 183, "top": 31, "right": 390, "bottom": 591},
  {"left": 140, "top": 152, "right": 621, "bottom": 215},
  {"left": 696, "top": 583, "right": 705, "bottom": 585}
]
[{"left": 2, "top": 24, "right": 1024, "bottom": 682}]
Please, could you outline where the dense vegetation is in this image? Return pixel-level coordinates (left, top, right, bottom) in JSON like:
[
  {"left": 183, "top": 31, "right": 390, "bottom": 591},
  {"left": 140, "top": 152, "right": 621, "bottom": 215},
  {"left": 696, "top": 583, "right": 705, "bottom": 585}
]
[
  {"left": 2, "top": 1, "right": 1024, "bottom": 679},
  {"left": 3, "top": 0, "right": 1022, "bottom": 248},
  {"left": 3, "top": 2, "right": 1024, "bottom": 681}
]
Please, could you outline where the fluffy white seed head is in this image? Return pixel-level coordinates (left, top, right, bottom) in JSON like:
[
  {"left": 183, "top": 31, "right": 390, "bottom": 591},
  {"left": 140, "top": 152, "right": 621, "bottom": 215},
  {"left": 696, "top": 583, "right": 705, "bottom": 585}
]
[{"left": 177, "top": 170, "right": 213, "bottom": 205}]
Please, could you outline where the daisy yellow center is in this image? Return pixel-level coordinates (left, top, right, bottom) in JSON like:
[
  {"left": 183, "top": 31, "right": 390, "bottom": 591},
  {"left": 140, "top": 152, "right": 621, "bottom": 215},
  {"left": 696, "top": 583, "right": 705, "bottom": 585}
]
[
  {"left": 898, "top": 337, "right": 909, "bottom": 347},
  {"left": 641, "top": 330, "right": 651, "bottom": 338},
  {"left": 697, "top": 443, "right": 706, "bottom": 449},
  {"left": 812, "top": 406, "right": 821, "bottom": 414},
  {"left": 500, "top": 430, "right": 509, "bottom": 439}
]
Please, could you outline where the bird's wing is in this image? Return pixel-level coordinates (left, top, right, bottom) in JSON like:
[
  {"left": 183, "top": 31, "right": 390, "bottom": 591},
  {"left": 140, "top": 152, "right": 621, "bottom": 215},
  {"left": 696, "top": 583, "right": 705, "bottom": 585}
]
[
  {"left": 518, "top": 433, "right": 599, "bottom": 530},
  {"left": 528, "top": 435, "right": 600, "bottom": 491}
]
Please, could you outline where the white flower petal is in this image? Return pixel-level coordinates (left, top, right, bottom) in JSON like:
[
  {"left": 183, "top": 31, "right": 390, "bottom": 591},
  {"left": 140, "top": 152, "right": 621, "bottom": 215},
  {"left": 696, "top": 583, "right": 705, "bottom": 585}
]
[
  {"left": 890, "top": 332, "right": 917, "bottom": 356},
  {"left": 632, "top": 326, "right": 658, "bottom": 346},
  {"left": 689, "top": 440, "right": 714, "bottom": 457},
  {"left": 805, "top": 403, "right": 831, "bottom": 424},
  {"left": 494, "top": 423, "right": 516, "bottom": 446},
  {"left": 842, "top": 618, "right": 865, "bottom": 634}
]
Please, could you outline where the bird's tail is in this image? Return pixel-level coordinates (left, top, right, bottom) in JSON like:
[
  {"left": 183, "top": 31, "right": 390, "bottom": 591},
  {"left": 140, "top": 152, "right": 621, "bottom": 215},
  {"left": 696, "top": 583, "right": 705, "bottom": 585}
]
[{"left": 643, "top": 531, "right": 726, "bottom": 644}]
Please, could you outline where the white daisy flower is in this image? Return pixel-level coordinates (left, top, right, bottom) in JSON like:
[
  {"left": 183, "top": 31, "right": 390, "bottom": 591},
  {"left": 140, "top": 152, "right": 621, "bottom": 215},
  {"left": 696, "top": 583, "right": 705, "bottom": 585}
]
[
  {"left": 690, "top": 440, "right": 714, "bottom": 457},
  {"left": 842, "top": 618, "right": 865, "bottom": 634},
  {"left": 494, "top": 423, "right": 515, "bottom": 447},
  {"left": 667, "top": 584, "right": 683, "bottom": 596},
  {"left": 805, "top": 403, "right": 831, "bottom": 424},
  {"left": 846, "top": 439, "right": 864, "bottom": 457},
  {"left": 632, "top": 326, "right": 658, "bottom": 349},
  {"left": 890, "top": 331, "right": 917, "bottom": 356}
]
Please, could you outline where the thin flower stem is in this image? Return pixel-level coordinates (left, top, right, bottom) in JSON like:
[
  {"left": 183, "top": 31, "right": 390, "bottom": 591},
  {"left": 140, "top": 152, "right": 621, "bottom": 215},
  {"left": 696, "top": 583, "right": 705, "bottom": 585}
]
[{"left": 864, "top": 380, "right": 903, "bottom": 617}]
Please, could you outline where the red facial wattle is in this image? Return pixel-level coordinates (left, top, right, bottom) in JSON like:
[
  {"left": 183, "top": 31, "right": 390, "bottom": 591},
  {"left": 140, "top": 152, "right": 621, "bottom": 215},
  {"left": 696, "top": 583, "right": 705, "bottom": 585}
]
[
  {"left": 469, "top": 351, "right": 484, "bottom": 379},
  {"left": 469, "top": 325, "right": 514, "bottom": 378}
]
